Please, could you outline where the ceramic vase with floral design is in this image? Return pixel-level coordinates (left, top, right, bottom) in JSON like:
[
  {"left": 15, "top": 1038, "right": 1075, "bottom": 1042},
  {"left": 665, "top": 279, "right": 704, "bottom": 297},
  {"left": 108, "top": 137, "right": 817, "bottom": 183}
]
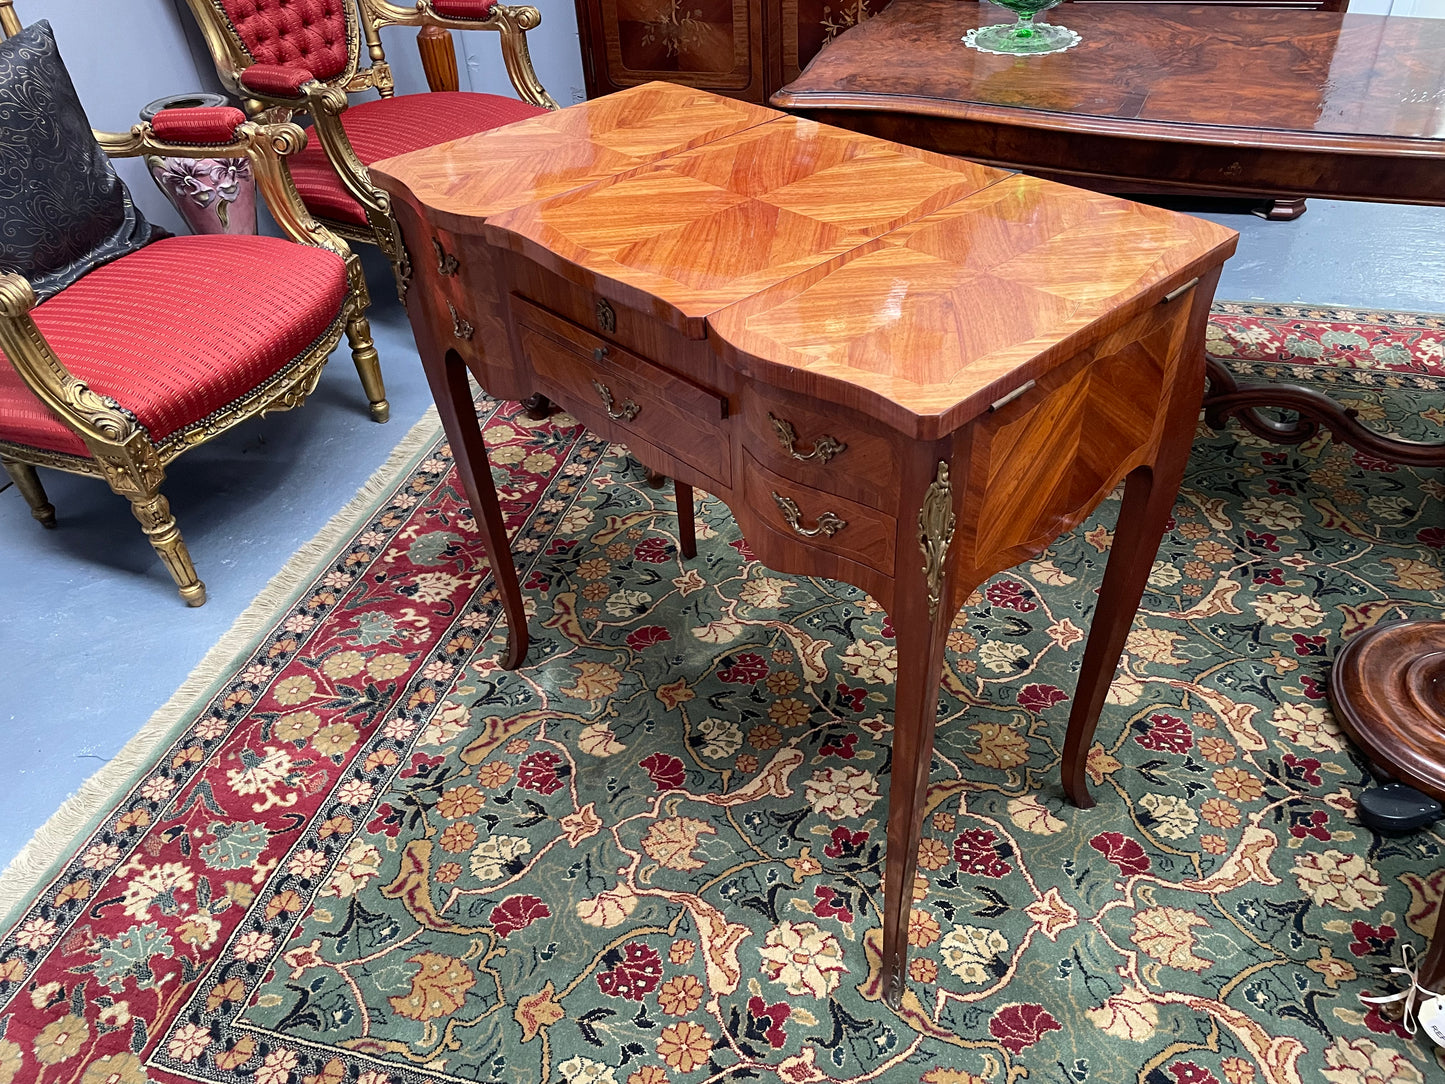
[{"left": 140, "top": 94, "right": 258, "bottom": 235}]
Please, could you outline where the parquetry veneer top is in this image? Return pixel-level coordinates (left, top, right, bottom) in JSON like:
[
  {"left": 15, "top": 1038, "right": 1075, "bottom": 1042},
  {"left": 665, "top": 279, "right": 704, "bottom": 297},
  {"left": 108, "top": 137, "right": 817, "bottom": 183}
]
[{"left": 375, "top": 81, "right": 1237, "bottom": 438}]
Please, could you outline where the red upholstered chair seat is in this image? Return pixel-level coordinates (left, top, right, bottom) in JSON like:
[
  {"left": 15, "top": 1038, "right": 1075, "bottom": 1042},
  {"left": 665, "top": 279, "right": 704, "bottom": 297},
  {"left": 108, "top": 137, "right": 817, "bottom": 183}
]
[
  {"left": 0, "top": 235, "right": 349, "bottom": 458},
  {"left": 288, "top": 90, "right": 548, "bottom": 226}
]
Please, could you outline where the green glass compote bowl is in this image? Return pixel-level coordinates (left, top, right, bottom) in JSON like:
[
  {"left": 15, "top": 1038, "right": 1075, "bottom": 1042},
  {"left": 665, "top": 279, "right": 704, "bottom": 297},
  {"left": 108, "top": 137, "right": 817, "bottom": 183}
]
[{"left": 965, "top": 0, "right": 1080, "bottom": 55}]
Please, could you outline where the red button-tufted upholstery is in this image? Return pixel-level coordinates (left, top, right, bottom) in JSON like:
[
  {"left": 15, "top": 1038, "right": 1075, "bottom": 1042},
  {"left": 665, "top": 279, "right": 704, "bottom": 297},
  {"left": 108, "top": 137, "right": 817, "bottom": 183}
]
[
  {"left": 0, "top": 235, "right": 349, "bottom": 458},
  {"left": 218, "top": 0, "right": 351, "bottom": 82},
  {"left": 287, "top": 90, "right": 548, "bottom": 225}
]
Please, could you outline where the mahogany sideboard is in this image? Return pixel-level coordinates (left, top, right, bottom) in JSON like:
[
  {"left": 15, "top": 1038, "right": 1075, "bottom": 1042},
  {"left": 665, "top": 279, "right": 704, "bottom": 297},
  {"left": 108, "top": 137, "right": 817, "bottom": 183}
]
[
  {"left": 568, "top": 0, "right": 1345, "bottom": 105},
  {"left": 371, "top": 81, "right": 1236, "bottom": 1007}
]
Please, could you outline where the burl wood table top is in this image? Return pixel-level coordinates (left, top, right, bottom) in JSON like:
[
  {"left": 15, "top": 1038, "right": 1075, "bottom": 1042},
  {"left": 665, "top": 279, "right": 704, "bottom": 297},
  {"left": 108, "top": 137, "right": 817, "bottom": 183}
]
[{"left": 773, "top": 0, "right": 1445, "bottom": 152}]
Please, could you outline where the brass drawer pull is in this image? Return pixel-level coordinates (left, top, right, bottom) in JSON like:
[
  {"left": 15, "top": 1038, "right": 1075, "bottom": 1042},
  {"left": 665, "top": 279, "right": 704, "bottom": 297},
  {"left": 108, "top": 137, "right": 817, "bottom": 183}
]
[
  {"left": 592, "top": 379, "right": 639, "bottom": 421},
  {"left": 772, "top": 491, "right": 846, "bottom": 538},
  {"left": 433, "top": 238, "right": 459, "bottom": 276},
  {"left": 768, "top": 413, "right": 846, "bottom": 464},
  {"left": 448, "top": 302, "right": 473, "bottom": 341}
]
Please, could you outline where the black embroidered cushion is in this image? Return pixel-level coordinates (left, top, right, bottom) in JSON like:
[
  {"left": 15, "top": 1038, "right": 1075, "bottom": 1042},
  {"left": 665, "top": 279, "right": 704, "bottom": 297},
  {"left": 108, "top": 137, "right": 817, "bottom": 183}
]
[{"left": 0, "top": 21, "right": 160, "bottom": 302}]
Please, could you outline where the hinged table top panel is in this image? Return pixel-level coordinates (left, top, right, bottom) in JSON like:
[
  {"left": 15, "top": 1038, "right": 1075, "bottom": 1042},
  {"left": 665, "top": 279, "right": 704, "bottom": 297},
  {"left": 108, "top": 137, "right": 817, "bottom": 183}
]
[
  {"left": 708, "top": 173, "right": 1235, "bottom": 437},
  {"left": 369, "top": 82, "right": 780, "bottom": 233},
  {"left": 773, "top": 0, "right": 1445, "bottom": 150},
  {"left": 483, "top": 114, "right": 1013, "bottom": 336},
  {"left": 378, "top": 85, "right": 1236, "bottom": 438}
]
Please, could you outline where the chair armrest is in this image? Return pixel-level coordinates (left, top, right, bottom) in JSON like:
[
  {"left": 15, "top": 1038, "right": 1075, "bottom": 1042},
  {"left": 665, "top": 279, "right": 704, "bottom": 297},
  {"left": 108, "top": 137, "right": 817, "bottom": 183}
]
[
  {"left": 0, "top": 273, "right": 142, "bottom": 451},
  {"left": 95, "top": 120, "right": 354, "bottom": 263},
  {"left": 361, "top": 0, "right": 559, "bottom": 109},
  {"left": 148, "top": 106, "right": 248, "bottom": 145},
  {"left": 431, "top": 0, "right": 496, "bottom": 15},
  {"left": 239, "top": 63, "right": 319, "bottom": 101}
]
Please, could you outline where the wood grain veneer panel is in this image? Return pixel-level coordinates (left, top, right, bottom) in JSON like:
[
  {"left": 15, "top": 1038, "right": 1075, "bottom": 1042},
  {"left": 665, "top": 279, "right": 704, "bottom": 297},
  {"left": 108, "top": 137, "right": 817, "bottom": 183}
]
[
  {"left": 370, "top": 82, "right": 779, "bottom": 233},
  {"left": 709, "top": 175, "right": 1236, "bottom": 438},
  {"left": 514, "top": 298, "right": 733, "bottom": 485},
  {"left": 484, "top": 115, "right": 1012, "bottom": 336},
  {"left": 948, "top": 298, "right": 1191, "bottom": 602},
  {"left": 740, "top": 449, "right": 897, "bottom": 575}
]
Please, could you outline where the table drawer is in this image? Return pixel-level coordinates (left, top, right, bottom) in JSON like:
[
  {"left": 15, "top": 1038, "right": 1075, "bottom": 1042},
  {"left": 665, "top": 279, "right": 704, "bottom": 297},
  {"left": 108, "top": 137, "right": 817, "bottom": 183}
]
[
  {"left": 741, "top": 450, "right": 895, "bottom": 576},
  {"left": 741, "top": 384, "right": 901, "bottom": 515},
  {"left": 513, "top": 297, "right": 731, "bottom": 486}
]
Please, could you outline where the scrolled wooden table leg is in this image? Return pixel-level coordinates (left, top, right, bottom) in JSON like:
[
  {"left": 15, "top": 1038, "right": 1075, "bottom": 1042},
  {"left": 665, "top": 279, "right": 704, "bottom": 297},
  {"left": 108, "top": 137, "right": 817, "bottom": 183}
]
[
  {"left": 1204, "top": 377, "right": 1445, "bottom": 467},
  {"left": 675, "top": 479, "right": 696, "bottom": 559},
  {"left": 1061, "top": 464, "right": 1170, "bottom": 808},
  {"left": 1419, "top": 909, "right": 1445, "bottom": 995},
  {"left": 879, "top": 584, "right": 951, "bottom": 1009},
  {"left": 1064, "top": 283, "right": 1215, "bottom": 804},
  {"left": 877, "top": 455, "right": 958, "bottom": 1009},
  {"left": 425, "top": 352, "right": 530, "bottom": 669}
]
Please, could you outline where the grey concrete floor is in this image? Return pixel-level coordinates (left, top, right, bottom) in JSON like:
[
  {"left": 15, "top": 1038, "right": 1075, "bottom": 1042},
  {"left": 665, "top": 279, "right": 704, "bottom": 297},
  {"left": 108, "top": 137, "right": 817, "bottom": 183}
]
[{"left": 1, "top": 203, "right": 1443, "bottom": 869}]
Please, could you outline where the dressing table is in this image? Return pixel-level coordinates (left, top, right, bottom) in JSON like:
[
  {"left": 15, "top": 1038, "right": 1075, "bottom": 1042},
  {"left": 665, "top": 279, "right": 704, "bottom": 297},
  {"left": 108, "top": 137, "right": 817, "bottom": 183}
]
[{"left": 371, "top": 82, "right": 1236, "bottom": 1005}]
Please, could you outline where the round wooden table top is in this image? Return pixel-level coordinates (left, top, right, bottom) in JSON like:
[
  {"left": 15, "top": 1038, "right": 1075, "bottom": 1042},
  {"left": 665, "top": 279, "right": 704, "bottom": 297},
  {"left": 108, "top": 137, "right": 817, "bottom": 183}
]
[{"left": 1330, "top": 619, "right": 1445, "bottom": 803}]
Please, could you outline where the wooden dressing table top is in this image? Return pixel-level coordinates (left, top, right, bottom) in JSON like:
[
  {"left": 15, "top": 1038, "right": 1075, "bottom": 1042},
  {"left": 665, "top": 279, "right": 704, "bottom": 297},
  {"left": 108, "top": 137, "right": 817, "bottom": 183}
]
[
  {"left": 371, "top": 83, "right": 780, "bottom": 233},
  {"left": 468, "top": 103, "right": 1233, "bottom": 438},
  {"left": 371, "top": 82, "right": 1236, "bottom": 1008}
]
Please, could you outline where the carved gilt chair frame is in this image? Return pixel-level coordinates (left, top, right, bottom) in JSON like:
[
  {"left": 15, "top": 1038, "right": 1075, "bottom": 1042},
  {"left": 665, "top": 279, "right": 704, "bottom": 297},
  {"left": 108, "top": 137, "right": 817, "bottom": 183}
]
[
  {"left": 0, "top": 0, "right": 386, "bottom": 605},
  {"left": 182, "top": 0, "right": 558, "bottom": 297}
]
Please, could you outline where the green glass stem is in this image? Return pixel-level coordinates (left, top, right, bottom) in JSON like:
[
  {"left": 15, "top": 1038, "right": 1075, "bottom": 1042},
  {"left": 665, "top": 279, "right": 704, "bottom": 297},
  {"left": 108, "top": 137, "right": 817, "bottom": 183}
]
[{"left": 1012, "top": 13, "right": 1037, "bottom": 37}]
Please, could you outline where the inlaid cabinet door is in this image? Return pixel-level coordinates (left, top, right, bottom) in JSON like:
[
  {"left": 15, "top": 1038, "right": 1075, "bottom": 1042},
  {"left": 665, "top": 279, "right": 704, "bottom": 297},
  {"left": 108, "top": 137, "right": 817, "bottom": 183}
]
[
  {"left": 773, "top": 0, "right": 890, "bottom": 89},
  {"left": 576, "top": 0, "right": 765, "bottom": 101}
]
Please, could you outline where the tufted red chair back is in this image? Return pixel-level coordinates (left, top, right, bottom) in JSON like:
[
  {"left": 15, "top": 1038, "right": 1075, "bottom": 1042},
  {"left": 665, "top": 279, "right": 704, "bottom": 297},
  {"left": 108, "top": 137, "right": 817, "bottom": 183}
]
[{"left": 215, "top": 0, "right": 355, "bottom": 82}]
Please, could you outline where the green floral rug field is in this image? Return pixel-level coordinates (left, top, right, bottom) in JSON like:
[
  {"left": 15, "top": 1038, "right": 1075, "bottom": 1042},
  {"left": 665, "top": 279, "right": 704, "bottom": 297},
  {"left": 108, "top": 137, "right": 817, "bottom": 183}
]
[{"left": 3, "top": 305, "right": 1445, "bottom": 1084}]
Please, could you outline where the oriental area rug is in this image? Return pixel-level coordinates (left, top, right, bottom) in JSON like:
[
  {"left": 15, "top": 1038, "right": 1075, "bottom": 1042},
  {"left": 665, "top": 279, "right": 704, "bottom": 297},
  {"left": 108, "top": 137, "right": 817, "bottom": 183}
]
[{"left": 3, "top": 303, "right": 1445, "bottom": 1084}]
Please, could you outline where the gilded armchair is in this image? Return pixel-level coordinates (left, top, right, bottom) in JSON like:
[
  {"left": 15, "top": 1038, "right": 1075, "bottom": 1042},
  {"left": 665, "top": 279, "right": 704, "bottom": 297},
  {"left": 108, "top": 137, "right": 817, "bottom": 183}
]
[
  {"left": 0, "top": 6, "right": 387, "bottom": 605},
  {"left": 181, "top": 0, "right": 559, "bottom": 298}
]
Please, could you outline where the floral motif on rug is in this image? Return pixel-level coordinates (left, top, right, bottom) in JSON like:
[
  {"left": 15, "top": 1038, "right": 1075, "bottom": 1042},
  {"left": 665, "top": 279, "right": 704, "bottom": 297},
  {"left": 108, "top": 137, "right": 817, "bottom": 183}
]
[{"left": 4, "top": 305, "right": 1445, "bottom": 1084}]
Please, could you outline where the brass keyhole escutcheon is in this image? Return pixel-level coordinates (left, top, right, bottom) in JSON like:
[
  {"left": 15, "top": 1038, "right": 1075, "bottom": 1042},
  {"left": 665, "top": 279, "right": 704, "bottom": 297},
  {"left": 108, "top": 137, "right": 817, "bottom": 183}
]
[{"left": 596, "top": 299, "right": 616, "bottom": 334}]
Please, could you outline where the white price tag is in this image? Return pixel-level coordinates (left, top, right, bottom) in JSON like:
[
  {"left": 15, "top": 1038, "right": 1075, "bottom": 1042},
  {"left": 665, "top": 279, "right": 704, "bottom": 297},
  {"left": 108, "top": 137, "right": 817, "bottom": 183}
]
[{"left": 1418, "top": 995, "right": 1445, "bottom": 1046}]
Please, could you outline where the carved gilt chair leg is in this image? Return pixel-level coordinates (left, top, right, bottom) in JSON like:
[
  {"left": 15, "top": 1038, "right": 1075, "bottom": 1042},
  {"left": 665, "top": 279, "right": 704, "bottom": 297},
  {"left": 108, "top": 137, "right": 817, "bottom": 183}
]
[
  {"left": 2, "top": 459, "right": 57, "bottom": 528},
  {"left": 346, "top": 310, "right": 390, "bottom": 423},
  {"left": 125, "top": 487, "right": 207, "bottom": 606}
]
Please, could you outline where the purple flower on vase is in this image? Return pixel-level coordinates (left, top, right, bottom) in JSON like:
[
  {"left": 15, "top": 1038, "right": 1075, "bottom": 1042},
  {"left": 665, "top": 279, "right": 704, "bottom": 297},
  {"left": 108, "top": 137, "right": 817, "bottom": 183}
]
[
  {"left": 159, "top": 157, "right": 217, "bottom": 208},
  {"left": 205, "top": 157, "right": 251, "bottom": 204}
]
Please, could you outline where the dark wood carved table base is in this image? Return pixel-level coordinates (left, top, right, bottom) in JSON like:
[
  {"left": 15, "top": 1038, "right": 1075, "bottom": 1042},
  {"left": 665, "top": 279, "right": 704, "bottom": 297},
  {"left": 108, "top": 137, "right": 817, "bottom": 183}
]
[
  {"left": 1331, "top": 620, "right": 1445, "bottom": 992},
  {"left": 1203, "top": 361, "right": 1445, "bottom": 468}
]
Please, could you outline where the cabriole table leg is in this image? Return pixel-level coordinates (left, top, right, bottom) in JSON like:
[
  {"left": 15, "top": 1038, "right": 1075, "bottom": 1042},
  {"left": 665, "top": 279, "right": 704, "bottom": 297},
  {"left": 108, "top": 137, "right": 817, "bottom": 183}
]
[{"left": 421, "top": 350, "right": 531, "bottom": 669}]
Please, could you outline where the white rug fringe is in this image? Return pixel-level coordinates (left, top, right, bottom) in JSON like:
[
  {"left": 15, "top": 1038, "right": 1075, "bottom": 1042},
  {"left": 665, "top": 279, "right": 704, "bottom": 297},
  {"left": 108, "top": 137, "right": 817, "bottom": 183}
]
[{"left": 0, "top": 406, "right": 445, "bottom": 923}]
